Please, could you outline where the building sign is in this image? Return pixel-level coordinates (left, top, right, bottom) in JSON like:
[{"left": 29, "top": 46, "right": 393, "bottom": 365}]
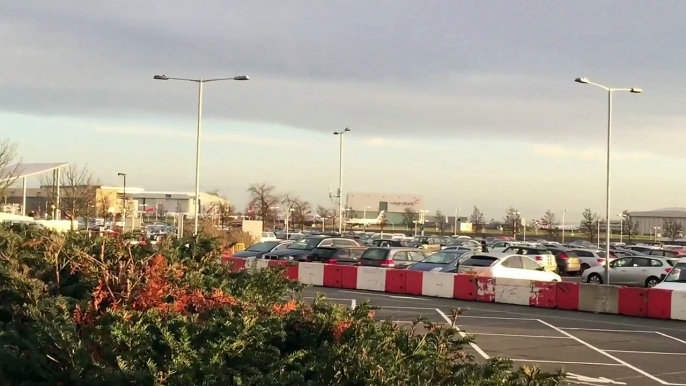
[{"left": 389, "top": 199, "right": 420, "bottom": 206}]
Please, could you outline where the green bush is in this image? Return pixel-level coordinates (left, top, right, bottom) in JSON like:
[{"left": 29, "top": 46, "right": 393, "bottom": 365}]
[{"left": 0, "top": 224, "right": 565, "bottom": 385}]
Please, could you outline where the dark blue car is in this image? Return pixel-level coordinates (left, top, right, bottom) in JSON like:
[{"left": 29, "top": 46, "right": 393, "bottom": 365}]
[{"left": 407, "top": 250, "right": 473, "bottom": 273}]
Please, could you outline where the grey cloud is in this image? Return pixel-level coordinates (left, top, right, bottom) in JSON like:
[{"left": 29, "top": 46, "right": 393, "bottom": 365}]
[{"left": 2, "top": 0, "right": 686, "bottom": 153}]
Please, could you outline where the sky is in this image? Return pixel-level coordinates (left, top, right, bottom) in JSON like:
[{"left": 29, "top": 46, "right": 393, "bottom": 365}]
[{"left": 2, "top": 1, "right": 686, "bottom": 222}]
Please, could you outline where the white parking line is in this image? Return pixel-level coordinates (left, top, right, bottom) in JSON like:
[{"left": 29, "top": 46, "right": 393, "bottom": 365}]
[
  {"left": 351, "top": 299, "right": 356, "bottom": 309},
  {"left": 655, "top": 332, "right": 686, "bottom": 345},
  {"left": 470, "top": 333, "right": 572, "bottom": 339},
  {"left": 435, "top": 309, "right": 490, "bottom": 360},
  {"left": 538, "top": 319, "right": 686, "bottom": 386},
  {"left": 603, "top": 350, "right": 686, "bottom": 356},
  {"left": 560, "top": 328, "right": 652, "bottom": 333},
  {"left": 510, "top": 359, "right": 623, "bottom": 367}
]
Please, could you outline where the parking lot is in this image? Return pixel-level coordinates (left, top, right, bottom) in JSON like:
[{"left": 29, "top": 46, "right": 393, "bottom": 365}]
[{"left": 301, "top": 287, "right": 686, "bottom": 386}]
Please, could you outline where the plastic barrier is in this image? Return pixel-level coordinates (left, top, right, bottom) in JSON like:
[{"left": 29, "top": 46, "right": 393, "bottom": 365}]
[
  {"left": 494, "top": 278, "right": 532, "bottom": 306},
  {"left": 385, "top": 269, "right": 407, "bottom": 294},
  {"left": 323, "top": 265, "right": 343, "bottom": 288},
  {"left": 618, "top": 287, "right": 648, "bottom": 317},
  {"left": 356, "top": 267, "right": 386, "bottom": 292},
  {"left": 578, "top": 283, "right": 618, "bottom": 314},
  {"left": 556, "top": 282, "right": 579, "bottom": 310},
  {"left": 476, "top": 277, "right": 495, "bottom": 302},
  {"left": 405, "top": 270, "right": 424, "bottom": 295},
  {"left": 453, "top": 275, "right": 477, "bottom": 300},
  {"left": 268, "top": 260, "right": 299, "bottom": 281},
  {"left": 223, "top": 257, "right": 686, "bottom": 322},
  {"left": 672, "top": 291, "right": 686, "bottom": 321},
  {"left": 298, "top": 262, "right": 325, "bottom": 286},
  {"left": 255, "top": 259, "right": 270, "bottom": 270},
  {"left": 422, "top": 271, "right": 455, "bottom": 298},
  {"left": 530, "top": 281, "right": 556, "bottom": 308},
  {"left": 647, "top": 288, "right": 672, "bottom": 319},
  {"left": 340, "top": 266, "right": 358, "bottom": 289}
]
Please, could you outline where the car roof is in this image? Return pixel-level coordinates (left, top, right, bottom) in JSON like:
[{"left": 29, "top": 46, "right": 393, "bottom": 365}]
[{"left": 469, "top": 252, "right": 517, "bottom": 259}]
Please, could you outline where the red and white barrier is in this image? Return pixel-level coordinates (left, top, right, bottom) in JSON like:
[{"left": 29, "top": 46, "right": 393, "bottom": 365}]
[{"left": 222, "top": 258, "right": 686, "bottom": 323}]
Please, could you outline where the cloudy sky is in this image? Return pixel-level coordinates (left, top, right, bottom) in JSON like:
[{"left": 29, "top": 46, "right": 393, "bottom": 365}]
[{"left": 2, "top": 1, "right": 685, "bottom": 221}]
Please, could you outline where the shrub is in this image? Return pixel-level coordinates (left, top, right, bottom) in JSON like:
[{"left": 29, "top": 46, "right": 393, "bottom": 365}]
[{"left": 0, "top": 224, "right": 564, "bottom": 385}]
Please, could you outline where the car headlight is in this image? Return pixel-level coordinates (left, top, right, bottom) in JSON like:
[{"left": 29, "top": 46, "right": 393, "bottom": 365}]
[{"left": 431, "top": 267, "right": 443, "bottom": 272}]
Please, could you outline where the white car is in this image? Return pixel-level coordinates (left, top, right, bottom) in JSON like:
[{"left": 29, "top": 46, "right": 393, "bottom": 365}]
[
  {"left": 260, "top": 232, "right": 278, "bottom": 242},
  {"left": 571, "top": 248, "right": 617, "bottom": 273},
  {"left": 457, "top": 253, "right": 562, "bottom": 282},
  {"left": 489, "top": 240, "right": 520, "bottom": 252},
  {"left": 654, "top": 257, "right": 686, "bottom": 291},
  {"left": 582, "top": 256, "right": 674, "bottom": 287}
]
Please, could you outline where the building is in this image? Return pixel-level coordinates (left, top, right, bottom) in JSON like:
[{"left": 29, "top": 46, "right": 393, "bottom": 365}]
[
  {"left": 346, "top": 192, "right": 424, "bottom": 225},
  {"left": 627, "top": 208, "right": 686, "bottom": 235}
]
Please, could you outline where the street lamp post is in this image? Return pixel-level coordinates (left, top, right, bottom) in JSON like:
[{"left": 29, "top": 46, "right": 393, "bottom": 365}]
[
  {"left": 419, "top": 210, "right": 429, "bottom": 236},
  {"left": 285, "top": 208, "right": 295, "bottom": 239},
  {"left": 117, "top": 173, "right": 127, "bottom": 233},
  {"left": 153, "top": 74, "right": 249, "bottom": 235},
  {"left": 333, "top": 128, "right": 351, "bottom": 235},
  {"left": 454, "top": 207, "right": 461, "bottom": 236},
  {"left": 561, "top": 209, "right": 568, "bottom": 243},
  {"left": 575, "top": 77, "right": 642, "bottom": 285},
  {"left": 270, "top": 206, "right": 279, "bottom": 231}
]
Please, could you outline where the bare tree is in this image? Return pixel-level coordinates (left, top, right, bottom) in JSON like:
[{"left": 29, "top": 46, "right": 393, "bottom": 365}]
[
  {"left": 40, "top": 164, "right": 98, "bottom": 228},
  {"left": 247, "top": 183, "right": 280, "bottom": 224},
  {"left": 0, "top": 139, "right": 19, "bottom": 199},
  {"left": 582, "top": 208, "right": 599, "bottom": 243},
  {"left": 663, "top": 218, "right": 683, "bottom": 241},
  {"left": 539, "top": 210, "right": 557, "bottom": 238},
  {"left": 622, "top": 210, "right": 638, "bottom": 241},
  {"left": 98, "top": 191, "right": 115, "bottom": 221},
  {"left": 503, "top": 206, "right": 522, "bottom": 237},
  {"left": 282, "top": 194, "right": 310, "bottom": 231},
  {"left": 206, "top": 190, "right": 236, "bottom": 228},
  {"left": 469, "top": 206, "right": 485, "bottom": 234},
  {"left": 402, "top": 208, "right": 418, "bottom": 229},
  {"left": 434, "top": 210, "right": 446, "bottom": 235}
]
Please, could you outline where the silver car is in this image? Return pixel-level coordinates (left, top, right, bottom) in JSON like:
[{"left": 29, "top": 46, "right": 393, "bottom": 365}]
[{"left": 582, "top": 256, "right": 674, "bottom": 287}]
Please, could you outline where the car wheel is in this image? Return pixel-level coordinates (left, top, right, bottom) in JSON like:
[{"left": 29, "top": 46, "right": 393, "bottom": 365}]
[
  {"left": 580, "top": 264, "right": 590, "bottom": 273},
  {"left": 588, "top": 273, "right": 603, "bottom": 284},
  {"left": 645, "top": 276, "right": 660, "bottom": 288}
]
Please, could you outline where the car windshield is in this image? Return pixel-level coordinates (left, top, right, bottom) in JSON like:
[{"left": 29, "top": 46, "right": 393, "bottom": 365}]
[
  {"left": 361, "top": 249, "right": 389, "bottom": 260},
  {"left": 461, "top": 255, "right": 499, "bottom": 267},
  {"left": 310, "top": 248, "right": 336, "bottom": 258},
  {"left": 246, "top": 242, "right": 279, "bottom": 252},
  {"left": 288, "top": 238, "right": 324, "bottom": 250},
  {"left": 422, "top": 252, "right": 459, "bottom": 264},
  {"left": 664, "top": 263, "right": 686, "bottom": 282}
]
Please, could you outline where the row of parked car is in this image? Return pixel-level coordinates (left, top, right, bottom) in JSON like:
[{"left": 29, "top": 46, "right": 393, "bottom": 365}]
[{"left": 236, "top": 233, "right": 686, "bottom": 290}]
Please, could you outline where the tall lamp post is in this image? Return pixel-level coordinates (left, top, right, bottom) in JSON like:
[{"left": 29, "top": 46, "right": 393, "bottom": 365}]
[
  {"left": 575, "top": 77, "right": 642, "bottom": 285},
  {"left": 454, "top": 207, "right": 461, "bottom": 236},
  {"left": 561, "top": 209, "right": 568, "bottom": 243},
  {"left": 333, "top": 128, "right": 351, "bottom": 235},
  {"left": 117, "top": 173, "right": 127, "bottom": 233},
  {"left": 153, "top": 74, "right": 249, "bottom": 235},
  {"left": 617, "top": 213, "right": 626, "bottom": 244}
]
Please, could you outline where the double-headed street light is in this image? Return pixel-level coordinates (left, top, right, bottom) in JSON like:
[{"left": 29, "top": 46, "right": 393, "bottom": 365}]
[
  {"left": 575, "top": 77, "right": 642, "bottom": 285},
  {"left": 153, "top": 74, "right": 250, "bottom": 235}
]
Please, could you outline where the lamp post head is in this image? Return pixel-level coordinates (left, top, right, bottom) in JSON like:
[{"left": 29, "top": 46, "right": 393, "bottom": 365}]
[
  {"left": 630, "top": 88, "right": 643, "bottom": 94},
  {"left": 575, "top": 77, "right": 590, "bottom": 84},
  {"left": 233, "top": 75, "right": 250, "bottom": 81},
  {"left": 344, "top": 127, "right": 350, "bottom": 133},
  {"left": 153, "top": 75, "right": 169, "bottom": 80},
  {"left": 117, "top": 172, "right": 126, "bottom": 177}
]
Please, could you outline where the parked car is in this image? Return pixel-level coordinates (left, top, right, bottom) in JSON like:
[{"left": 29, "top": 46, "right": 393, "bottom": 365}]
[
  {"left": 306, "top": 246, "right": 368, "bottom": 265},
  {"left": 582, "top": 256, "right": 674, "bottom": 287},
  {"left": 501, "top": 245, "right": 557, "bottom": 272},
  {"left": 644, "top": 249, "right": 682, "bottom": 262},
  {"left": 447, "top": 239, "right": 482, "bottom": 251},
  {"left": 264, "top": 236, "right": 361, "bottom": 261},
  {"left": 260, "top": 232, "right": 278, "bottom": 242},
  {"left": 544, "top": 246, "right": 582, "bottom": 275},
  {"left": 571, "top": 249, "right": 617, "bottom": 273},
  {"left": 358, "top": 247, "right": 427, "bottom": 269},
  {"left": 233, "top": 240, "right": 294, "bottom": 258},
  {"left": 488, "top": 240, "right": 520, "bottom": 252},
  {"left": 457, "top": 253, "right": 562, "bottom": 282},
  {"left": 654, "top": 257, "right": 686, "bottom": 291},
  {"left": 370, "top": 239, "right": 412, "bottom": 247},
  {"left": 411, "top": 236, "right": 447, "bottom": 251},
  {"left": 408, "top": 250, "right": 473, "bottom": 273}
]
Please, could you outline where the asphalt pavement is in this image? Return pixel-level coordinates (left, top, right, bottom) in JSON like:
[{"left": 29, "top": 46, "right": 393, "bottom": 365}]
[{"left": 300, "top": 286, "right": 686, "bottom": 386}]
